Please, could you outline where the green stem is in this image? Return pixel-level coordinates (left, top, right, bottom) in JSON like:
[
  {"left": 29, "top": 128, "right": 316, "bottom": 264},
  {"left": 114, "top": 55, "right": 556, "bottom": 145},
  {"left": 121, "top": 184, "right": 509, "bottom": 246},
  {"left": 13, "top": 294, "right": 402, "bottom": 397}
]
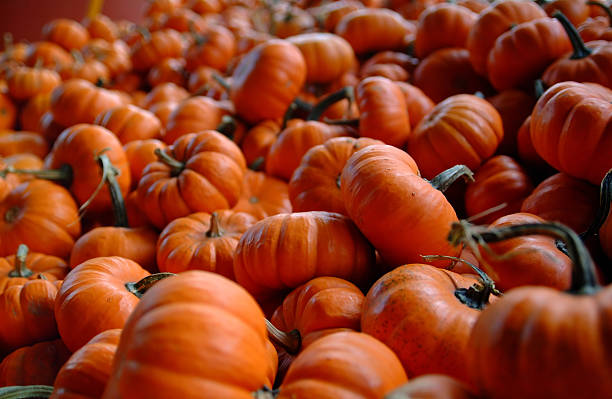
[
  {"left": 552, "top": 11, "right": 592, "bottom": 59},
  {"left": 216, "top": 115, "right": 237, "bottom": 139},
  {"left": 125, "top": 273, "right": 175, "bottom": 298},
  {"left": 429, "top": 165, "right": 474, "bottom": 193},
  {"left": 249, "top": 156, "right": 265, "bottom": 171},
  {"left": 206, "top": 212, "right": 224, "bottom": 238},
  {"left": 211, "top": 73, "right": 230, "bottom": 91},
  {"left": 587, "top": 1, "right": 612, "bottom": 27},
  {"left": 265, "top": 319, "right": 301, "bottom": 355},
  {"left": 154, "top": 148, "right": 185, "bottom": 176},
  {"left": 422, "top": 255, "right": 500, "bottom": 310},
  {"left": 8, "top": 245, "right": 32, "bottom": 278},
  {"left": 581, "top": 168, "right": 612, "bottom": 239},
  {"left": 447, "top": 221, "right": 600, "bottom": 295},
  {"left": 97, "top": 153, "right": 129, "bottom": 228},
  {"left": 0, "top": 385, "right": 53, "bottom": 399},
  {"left": 534, "top": 79, "right": 547, "bottom": 99},
  {"left": 307, "top": 86, "right": 354, "bottom": 121},
  {"left": 0, "top": 164, "right": 72, "bottom": 185}
]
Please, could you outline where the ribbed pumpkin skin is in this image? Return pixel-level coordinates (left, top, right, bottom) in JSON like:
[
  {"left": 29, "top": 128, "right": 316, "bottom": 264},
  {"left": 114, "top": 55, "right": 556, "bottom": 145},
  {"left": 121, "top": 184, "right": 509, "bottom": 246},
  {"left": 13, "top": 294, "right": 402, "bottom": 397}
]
[
  {"left": 341, "top": 144, "right": 460, "bottom": 267},
  {"left": 407, "top": 94, "right": 503, "bottom": 179},
  {"left": 361, "top": 264, "right": 482, "bottom": 383},
  {"left": 467, "top": 0, "right": 547, "bottom": 76},
  {"left": 157, "top": 210, "right": 257, "bottom": 279},
  {"left": 0, "top": 339, "right": 71, "bottom": 387},
  {"left": 44, "top": 124, "right": 131, "bottom": 213},
  {"left": 233, "top": 211, "right": 376, "bottom": 299},
  {"left": 277, "top": 331, "right": 408, "bottom": 399},
  {"left": 231, "top": 170, "right": 292, "bottom": 221},
  {"left": 465, "top": 155, "right": 534, "bottom": 224},
  {"left": 230, "top": 39, "right": 306, "bottom": 124},
  {"left": 0, "top": 279, "right": 59, "bottom": 358},
  {"left": 529, "top": 81, "right": 612, "bottom": 185},
  {"left": 94, "top": 104, "right": 162, "bottom": 144},
  {"left": 54, "top": 257, "right": 150, "bottom": 352},
  {"left": 6, "top": 66, "right": 61, "bottom": 100},
  {"left": 287, "top": 33, "right": 356, "bottom": 84},
  {"left": 102, "top": 271, "right": 275, "bottom": 399},
  {"left": 137, "top": 130, "right": 246, "bottom": 230},
  {"left": 0, "top": 180, "right": 81, "bottom": 259},
  {"left": 51, "top": 329, "right": 121, "bottom": 399},
  {"left": 289, "top": 137, "right": 382, "bottom": 216}
]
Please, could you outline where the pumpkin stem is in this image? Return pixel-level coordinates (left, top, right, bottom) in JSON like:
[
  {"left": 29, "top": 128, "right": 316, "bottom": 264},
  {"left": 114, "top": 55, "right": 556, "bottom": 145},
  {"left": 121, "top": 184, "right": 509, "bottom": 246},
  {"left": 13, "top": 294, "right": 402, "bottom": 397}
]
[
  {"left": 307, "top": 86, "right": 354, "bottom": 122},
  {"left": 206, "top": 212, "right": 224, "bottom": 237},
  {"left": 4, "top": 207, "right": 20, "bottom": 224},
  {"left": 211, "top": 73, "right": 230, "bottom": 91},
  {"left": 70, "top": 49, "right": 84, "bottom": 65},
  {"left": 154, "top": 148, "right": 185, "bottom": 176},
  {"left": 249, "top": 156, "right": 265, "bottom": 171},
  {"left": 0, "top": 164, "right": 73, "bottom": 185},
  {"left": 587, "top": 1, "right": 612, "bottom": 27},
  {"left": 534, "top": 79, "right": 547, "bottom": 99},
  {"left": 0, "top": 385, "right": 54, "bottom": 399},
  {"left": 552, "top": 11, "right": 592, "bottom": 59},
  {"left": 580, "top": 168, "right": 612, "bottom": 239},
  {"left": 125, "top": 273, "right": 175, "bottom": 298},
  {"left": 216, "top": 115, "right": 237, "bottom": 140},
  {"left": 252, "top": 386, "right": 278, "bottom": 399},
  {"left": 136, "top": 26, "right": 151, "bottom": 42},
  {"left": 265, "top": 319, "right": 301, "bottom": 355},
  {"left": 447, "top": 221, "right": 600, "bottom": 295},
  {"left": 422, "top": 255, "right": 501, "bottom": 310},
  {"left": 281, "top": 97, "right": 312, "bottom": 130},
  {"left": 8, "top": 244, "right": 33, "bottom": 278},
  {"left": 429, "top": 165, "right": 474, "bottom": 193}
]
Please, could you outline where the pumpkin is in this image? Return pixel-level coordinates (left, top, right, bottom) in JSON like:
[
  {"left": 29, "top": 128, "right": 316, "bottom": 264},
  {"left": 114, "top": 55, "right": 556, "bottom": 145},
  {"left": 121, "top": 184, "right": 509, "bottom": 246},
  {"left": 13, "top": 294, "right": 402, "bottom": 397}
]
[
  {"left": 163, "top": 96, "right": 232, "bottom": 144},
  {"left": 0, "top": 131, "right": 48, "bottom": 159},
  {"left": 25, "top": 41, "right": 73, "bottom": 70},
  {"left": 265, "top": 120, "right": 354, "bottom": 181},
  {"left": 0, "top": 339, "right": 71, "bottom": 387},
  {"left": 19, "top": 93, "right": 52, "bottom": 132},
  {"left": 529, "top": 81, "right": 612, "bottom": 185},
  {"left": 233, "top": 211, "right": 376, "bottom": 299},
  {"left": 289, "top": 137, "right": 382, "bottom": 215},
  {"left": 59, "top": 52, "right": 111, "bottom": 84},
  {"left": 137, "top": 130, "right": 246, "bottom": 229},
  {"left": 186, "top": 66, "right": 228, "bottom": 99},
  {"left": 0, "top": 180, "right": 80, "bottom": 258},
  {"left": 341, "top": 144, "right": 468, "bottom": 267},
  {"left": 520, "top": 172, "right": 599, "bottom": 233},
  {"left": 44, "top": 123, "right": 131, "bottom": 214},
  {"left": 394, "top": 82, "right": 434, "bottom": 129},
  {"left": 0, "top": 154, "right": 44, "bottom": 199},
  {"left": 0, "top": 272, "right": 59, "bottom": 357},
  {"left": 42, "top": 18, "right": 90, "bottom": 51},
  {"left": 51, "top": 329, "right": 121, "bottom": 399},
  {"left": 515, "top": 115, "right": 552, "bottom": 174},
  {"left": 146, "top": 57, "right": 186, "bottom": 87},
  {"left": 50, "top": 79, "right": 125, "bottom": 127},
  {"left": 161, "top": 8, "right": 207, "bottom": 33},
  {"left": 287, "top": 33, "right": 356, "bottom": 84},
  {"left": 362, "top": 262, "right": 497, "bottom": 382},
  {"left": 157, "top": 210, "right": 257, "bottom": 279},
  {"left": 185, "top": 25, "right": 236, "bottom": 72},
  {"left": 82, "top": 39, "right": 132, "bottom": 78},
  {"left": 467, "top": 0, "right": 547, "bottom": 76},
  {"left": 123, "top": 139, "right": 167, "bottom": 186},
  {"left": 486, "top": 17, "right": 572, "bottom": 91},
  {"left": 130, "top": 29, "right": 186, "bottom": 71},
  {"left": 240, "top": 120, "right": 282, "bottom": 171},
  {"left": 464, "top": 155, "right": 534, "bottom": 224},
  {"left": 309, "top": 0, "right": 363, "bottom": 32},
  {"left": 102, "top": 271, "right": 276, "bottom": 398},
  {"left": 0, "top": 245, "right": 67, "bottom": 294},
  {"left": 230, "top": 39, "right": 306, "bottom": 124},
  {"left": 231, "top": 170, "right": 292, "bottom": 220},
  {"left": 0, "top": 93, "right": 16, "bottom": 130},
  {"left": 542, "top": 0, "right": 589, "bottom": 26},
  {"left": 413, "top": 48, "right": 493, "bottom": 104},
  {"left": 407, "top": 94, "right": 503, "bottom": 179},
  {"left": 578, "top": 2, "right": 612, "bottom": 42},
  {"left": 414, "top": 3, "right": 477, "bottom": 59},
  {"left": 149, "top": 101, "right": 179, "bottom": 129},
  {"left": 275, "top": 331, "right": 407, "bottom": 399},
  {"left": 269, "top": 3, "right": 316, "bottom": 38},
  {"left": 94, "top": 104, "right": 162, "bottom": 144},
  {"left": 54, "top": 257, "right": 168, "bottom": 352},
  {"left": 386, "top": 374, "right": 481, "bottom": 399},
  {"left": 486, "top": 89, "right": 536, "bottom": 156},
  {"left": 334, "top": 8, "right": 413, "bottom": 55},
  {"left": 542, "top": 12, "right": 612, "bottom": 89},
  {"left": 6, "top": 65, "right": 61, "bottom": 101},
  {"left": 455, "top": 221, "right": 612, "bottom": 398},
  {"left": 82, "top": 14, "right": 119, "bottom": 42}
]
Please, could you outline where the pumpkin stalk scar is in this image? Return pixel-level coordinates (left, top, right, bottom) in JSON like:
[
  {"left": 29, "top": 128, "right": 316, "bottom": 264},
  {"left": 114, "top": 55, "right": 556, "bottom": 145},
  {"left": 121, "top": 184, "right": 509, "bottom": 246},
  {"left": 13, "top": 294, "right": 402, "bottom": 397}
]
[
  {"left": 154, "top": 148, "right": 185, "bottom": 176},
  {"left": 125, "top": 273, "right": 175, "bottom": 298},
  {"left": 8, "top": 244, "right": 33, "bottom": 278},
  {"left": 265, "top": 319, "right": 302, "bottom": 355},
  {"left": 206, "top": 212, "right": 225, "bottom": 238},
  {"left": 428, "top": 164, "right": 474, "bottom": 192}
]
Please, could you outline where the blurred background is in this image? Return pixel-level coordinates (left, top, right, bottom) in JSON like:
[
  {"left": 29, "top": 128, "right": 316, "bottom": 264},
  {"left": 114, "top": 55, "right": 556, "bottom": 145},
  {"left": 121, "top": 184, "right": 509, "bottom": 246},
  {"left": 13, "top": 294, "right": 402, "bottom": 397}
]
[{"left": 0, "top": 0, "right": 146, "bottom": 42}]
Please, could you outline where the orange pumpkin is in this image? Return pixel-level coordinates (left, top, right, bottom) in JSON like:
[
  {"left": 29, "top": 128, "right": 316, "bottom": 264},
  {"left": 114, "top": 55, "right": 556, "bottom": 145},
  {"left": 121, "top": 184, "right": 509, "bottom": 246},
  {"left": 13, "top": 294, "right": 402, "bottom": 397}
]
[
  {"left": 231, "top": 170, "right": 292, "bottom": 220},
  {"left": 163, "top": 96, "right": 232, "bottom": 144},
  {"left": 42, "top": 18, "right": 90, "bottom": 51},
  {"left": 0, "top": 339, "right": 71, "bottom": 387},
  {"left": 6, "top": 66, "right": 61, "bottom": 101},
  {"left": 94, "top": 104, "right": 163, "bottom": 144},
  {"left": 0, "top": 246, "right": 68, "bottom": 294}
]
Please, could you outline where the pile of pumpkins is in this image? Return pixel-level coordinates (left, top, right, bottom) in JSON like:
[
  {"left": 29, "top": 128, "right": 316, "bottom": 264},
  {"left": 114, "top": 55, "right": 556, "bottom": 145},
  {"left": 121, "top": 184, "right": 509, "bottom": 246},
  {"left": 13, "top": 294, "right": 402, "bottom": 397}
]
[{"left": 0, "top": 0, "right": 611, "bottom": 397}]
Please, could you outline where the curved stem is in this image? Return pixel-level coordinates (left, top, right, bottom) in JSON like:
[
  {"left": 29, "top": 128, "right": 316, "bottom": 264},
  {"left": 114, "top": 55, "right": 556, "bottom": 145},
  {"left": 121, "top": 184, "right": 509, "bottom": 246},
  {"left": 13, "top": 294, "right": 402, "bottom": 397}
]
[
  {"left": 581, "top": 168, "right": 612, "bottom": 239},
  {"left": 206, "top": 212, "right": 224, "bottom": 238},
  {"left": 447, "top": 221, "right": 600, "bottom": 295},
  {"left": 422, "top": 255, "right": 500, "bottom": 310},
  {"left": 97, "top": 153, "right": 128, "bottom": 228},
  {"left": 265, "top": 319, "right": 301, "bottom": 355},
  {"left": 281, "top": 97, "right": 313, "bottom": 130},
  {"left": 587, "top": 1, "right": 612, "bottom": 27},
  {"left": 0, "top": 164, "right": 72, "bottom": 184},
  {"left": 249, "top": 156, "right": 265, "bottom": 171},
  {"left": 8, "top": 245, "right": 32, "bottom": 278},
  {"left": 211, "top": 73, "right": 230, "bottom": 91},
  {"left": 125, "top": 273, "right": 175, "bottom": 298},
  {"left": 154, "top": 148, "right": 185, "bottom": 176},
  {"left": 0, "top": 385, "right": 53, "bottom": 399},
  {"left": 216, "top": 115, "right": 237, "bottom": 139},
  {"left": 307, "top": 86, "right": 354, "bottom": 121},
  {"left": 552, "top": 11, "right": 592, "bottom": 59},
  {"left": 429, "top": 165, "right": 474, "bottom": 193}
]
